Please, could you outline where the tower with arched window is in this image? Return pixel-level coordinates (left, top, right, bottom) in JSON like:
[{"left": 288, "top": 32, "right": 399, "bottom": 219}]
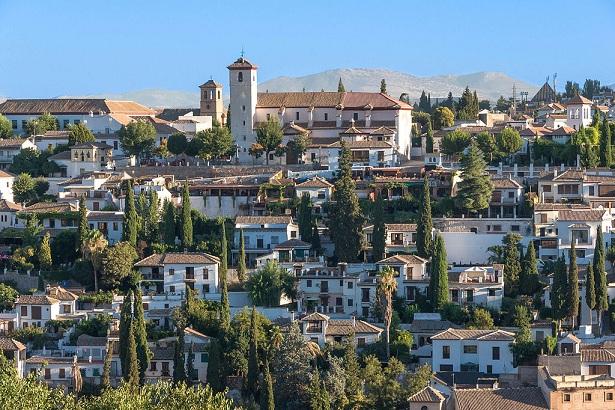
[
  {"left": 228, "top": 56, "right": 258, "bottom": 163},
  {"left": 199, "top": 79, "right": 224, "bottom": 124}
]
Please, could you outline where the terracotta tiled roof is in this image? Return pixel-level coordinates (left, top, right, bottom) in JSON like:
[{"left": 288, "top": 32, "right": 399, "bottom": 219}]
[
  {"left": 431, "top": 328, "right": 514, "bottom": 341},
  {"left": 72, "top": 141, "right": 113, "bottom": 149},
  {"left": 16, "top": 295, "right": 59, "bottom": 305},
  {"left": 547, "top": 126, "right": 575, "bottom": 136},
  {"left": 0, "top": 170, "right": 14, "bottom": 178},
  {"left": 24, "top": 202, "right": 78, "bottom": 213},
  {"left": 235, "top": 215, "right": 293, "bottom": 225},
  {"left": 227, "top": 57, "right": 258, "bottom": 70},
  {"left": 325, "top": 319, "right": 383, "bottom": 336},
  {"left": 327, "top": 140, "right": 393, "bottom": 149},
  {"left": 301, "top": 312, "right": 330, "bottom": 321},
  {"left": 491, "top": 177, "right": 522, "bottom": 189},
  {"left": 385, "top": 223, "right": 417, "bottom": 232},
  {"left": 134, "top": 252, "right": 220, "bottom": 267},
  {"left": 408, "top": 386, "right": 445, "bottom": 403},
  {"left": 549, "top": 169, "right": 584, "bottom": 181},
  {"left": 0, "top": 200, "right": 21, "bottom": 212},
  {"left": 534, "top": 203, "right": 590, "bottom": 211},
  {"left": 184, "top": 327, "right": 209, "bottom": 339},
  {"left": 152, "top": 346, "right": 175, "bottom": 360},
  {"left": 531, "top": 82, "right": 556, "bottom": 103},
  {"left": 0, "top": 337, "right": 26, "bottom": 351},
  {"left": 0, "top": 99, "right": 153, "bottom": 115},
  {"left": 256, "top": 91, "right": 412, "bottom": 110},
  {"left": 558, "top": 209, "right": 606, "bottom": 222},
  {"left": 580, "top": 347, "right": 615, "bottom": 362},
  {"left": 453, "top": 387, "right": 547, "bottom": 410},
  {"left": 274, "top": 239, "right": 311, "bottom": 250},
  {"left": 0, "top": 138, "right": 29, "bottom": 149},
  {"left": 199, "top": 79, "right": 222, "bottom": 88},
  {"left": 76, "top": 334, "right": 107, "bottom": 347},
  {"left": 46, "top": 286, "right": 78, "bottom": 301},
  {"left": 87, "top": 211, "right": 124, "bottom": 221},
  {"left": 378, "top": 254, "right": 427, "bottom": 265},
  {"left": 567, "top": 94, "right": 593, "bottom": 105},
  {"left": 296, "top": 177, "right": 333, "bottom": 189}
]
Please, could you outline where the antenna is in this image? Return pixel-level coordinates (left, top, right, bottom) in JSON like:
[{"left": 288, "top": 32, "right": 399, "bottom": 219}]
[{"left": 240, "top": 46, "right": 245, "bottom": 58}]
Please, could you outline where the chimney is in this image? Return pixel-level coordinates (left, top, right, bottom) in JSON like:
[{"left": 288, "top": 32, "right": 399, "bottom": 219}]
[
  {"left": 88, "top": 355, "right": 92, "bottom": 363},
  {"left": 545, "top": 163, "right": 549, "bottom": 172},
  {"left": 498, "top": 162, "right": 503, "bottom": 176},
  {"left": 560, "top": 163, "right": 565, "bottom": 171},
  {"left": 554, "top": 169, "right": 558, "bottom": 177},
  {"left": 352, "top": 316, "right": 356, "bottom": 327},
  {"left": 529, "top": 162, "right": 534, "bottom": 178},
  {"left": 513, "top": 163, "right": 518, "bottom": 177}
]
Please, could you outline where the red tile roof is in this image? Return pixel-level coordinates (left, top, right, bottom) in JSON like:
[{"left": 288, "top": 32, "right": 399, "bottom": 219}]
[
  {"left": 454, "top": 388, "right": 547, "bottom": 410},
  {"left": 134, "top": 252, "right": 220, "bottom": 267}
]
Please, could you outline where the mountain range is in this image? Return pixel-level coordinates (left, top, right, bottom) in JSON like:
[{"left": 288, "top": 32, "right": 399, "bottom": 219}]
[{"left": 53, "top": 68, "right": 539, "bottom": 108}]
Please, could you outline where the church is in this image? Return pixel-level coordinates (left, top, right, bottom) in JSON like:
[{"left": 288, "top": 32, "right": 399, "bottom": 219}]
[{"left": 220, "top": 56, "right": 414, "bottom": 165}]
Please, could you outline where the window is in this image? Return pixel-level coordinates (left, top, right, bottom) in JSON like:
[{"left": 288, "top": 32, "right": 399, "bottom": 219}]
[
  {"left": 439, "top": 364, "right": 453, "bottom": 371},
  {"left": 377, "top": 151, "right": 384, "bottom": 162},
  {"left": 584, "top": 393, "right": 592, "bottom": 402},
  {"left": 508, "top": 191, "right": 514, "bottom": 198},
  {"left": 93, "top": 368, "right": 100, "bottom": 377},
  {"left": 44, "top": 368, "right": 51, "bottom": 379},
  {"left": 511, "top": 225, "right": 520, "bottom": 232},
  {"left": 11, "top": 120, "right": 17, "bottom": 129},
  {"left": 59, "top": 368, "right": 65, "bottom": 378},
  {"left": 353, "top": 112, "right": 359, "bottom": 121},
  {"left": 20, "top": 306, "right": 27, "bottom": 316},
  {"left": 242, "top": 105, "right": 246, "bottom": 112},
  {"left": 142, "top": 303, "right": 149, "bottom": 311},
  {"left": 150, "top": 362, "right": 157, "bottom": 371},
  {"left": 362, "top": 307, "right": 369, "bottom": 317},
  {"left": 203, "top": 269, "right": 209, "bottom": 280},
  {"left": 347, "top": 298, "right": 353, "bottom": 306},
  {"left": 186, "top": 266, "right": 195, "bottom": 279},
  {"left": 357, "top": 338, "right": 366, "bottom": 347},
  {"left": 169, "top": 286, "right": 175, "bottom": 293},
  {"left": 324, "top": 113, "right": 328, "bottom": 121},
  {"left": 22, "top": 120, "right": 27, "bottom": 129},
  {"left": 291, "top": 231, "right": 297, "bottom": 238},
  {"left": 266, "top": 113, "right": 271, "bottom": 121},
  {"left": 238, "top": 72, "right": 243, "bottom": 82},
  {"left": 169, "top": 269, "right": 175, "bottom": 276},
  {"left": 487, "top": 365, "right": 493, "bottom": 374},
  {"left": 442, "top": 345, "right": 450, "bottom": 359},
  {"left": 347, "top": 282, "right": 353, "bottom": 289},
  {"left": 74, "top": 120, "right": 80, "bottom": 125},
  {"left": 492, "top": 346, "right": 500, "bottom": 360},
  {"left": 563, "top": 393, "right": 571, "bottom": 402},
  {"left": 113, "top": 141, "right": 118, "bottom": 150},
  {"left": 63, "top": 119, "right": 70, "bottom": 129},
  {"left": 201, "top": 352, "right": 208, "bottom": 363},
  {"left": 336, "top": 297, "right": 342, "bottom": 306},
  {"left": 361, "top": 288, "right": 370, "bottom": 302},
  {"left": 493, "top": 225, "right": 502, "bottom": 232},
  {"left": 203, "top": 284, "right": 210, "bottom": 293},
  {"left": 113, "top": 222, "right": 118, "bottom": 231},
  {"left": 295, "top": 112, "right": 299, "bottom": 121},
  {"left": 488, "top": 289, "right": 496, "bottom": 297},
  {"left": 606, "top": 392, "right": 613, "bottom": 401},
  {"left": 466, "top": 290, "right": 474, "bottom": 302},
  {"left": 339, "top": 280, "right": 343, "bottom": 287},
  {"left": 463, "top": 345, "right": 477, "bottom": 354},
  {"left": 542, "top": 185, "right": 551, "bottom": 192},
  {"left": 307, "top": 280, "right": 312, "bottom": 287}
]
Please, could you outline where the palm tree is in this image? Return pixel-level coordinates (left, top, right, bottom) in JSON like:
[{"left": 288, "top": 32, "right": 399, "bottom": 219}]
[
  {"left": 377, "top": 266, "right": 397, "bottom": 360},
  {"left": 72, "top": 355, "right": 83, "bottom": 396},
  {"left": 81, "top": 229, "right": 108, "bottom": 291}
]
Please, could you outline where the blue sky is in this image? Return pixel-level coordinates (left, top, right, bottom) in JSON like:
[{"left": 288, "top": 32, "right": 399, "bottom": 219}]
[{"left": 1, "top": 0, "right": 613, "bottom": 98}]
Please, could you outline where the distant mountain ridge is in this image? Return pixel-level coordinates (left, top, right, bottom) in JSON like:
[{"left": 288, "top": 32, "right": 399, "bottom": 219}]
[{"left": 57, "top": 68, "right": 538, "bottom": 108}]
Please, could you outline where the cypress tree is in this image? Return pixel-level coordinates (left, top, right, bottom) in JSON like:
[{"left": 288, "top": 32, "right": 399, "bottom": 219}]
[
  {"left": 137, "top": 191, "right": 148, "bottom": 240},
  {"left": 206, "top": 338, "right": 223, "bottom": 391},
  {"left": 426, "top": 121, "right": 434, "bottom": 153},
  {"left": 430, "top": 233, "right": 448, "bottom": 310},
  {"left": 101, "top": 340, "right": 113, "bottom": 390},
  {"left": 371, "top": 193, "right": 386, "bottom": 262},
  {"left": 260, "top": 356, "right": 275, "bottom": 410},
  {"left": 457, "top": 143, "right": 493, "bottom": 215},
  {"left": 520, "top": 241, "right": 538, "bottom": 295},
  {"left": 173, "top": 332, "right": 186, "bottom": 383},
  {"left": 123, "top": 180, "right": 138, "bottom": 246},
  {"left": 309, "top": 371, "right": 330, "bottom": 410},
  {"left": 181, "top": 181, "right": 193, "bottom": 248},
  {"left": 311, "top": 220, "right": 321, "bottom": 255},
  {"left": 237, "top": 229, "right": 247, "bottom": 282},
  {"left": 586, "top": 264, "right": 596, "bottom": 325},
  {"left": 594, "top": 229, "right": 608, "bottom": 328},
  {"left": 147, "top": 190, "right": 160, "bottom": 243},
  {"left": 567, "top": 241, "right": 580, "bottom": 328},
  {"left": 186, "top": 342, "right": 195, "bottom": 384},
  {"left": 77, "top": 196, "right": 88, "bottom": 249},
  {"left": 162, "top": 200, "right": 176, "bottom": 246},
  {"left": 298, "top": 193, "right": 313, "bottom": 242},
  {"left": 119, "top": 290, "right": 133, "bottom": 378},
  {"left": 551, "top": 256, "right": 568, "bottom": 324},
  {"left": 133, "top": 288, "right": 151, "bottom": 383},
  {"left": 246, "top": 307, "right": 259, "bottom": 398},
  {"left": 380, "top": 79, "right": 387, "bottom": 94},
  {"left": 416, "top": 175, "right": 433, "bottom": 258},
  {"left": 125, "top": 322, "right": 140, "bottom": 388},
  {"left": 328, "top": 142, "right": 364, "bottom": 262},
  {"left": 219, "top": 220, "right": 230, "bottom": 329},
  {"left": 38, "top": 232, "right": 52, "bottom": 270},
  {"left": 337, "top": 78, "right": 345, "bottom": 92},
  {"left": 503, "top": 233, "right": 522, "bottom": 297},
  {"left": 601, "top": 118, "right": 612, "bottom": 167}
]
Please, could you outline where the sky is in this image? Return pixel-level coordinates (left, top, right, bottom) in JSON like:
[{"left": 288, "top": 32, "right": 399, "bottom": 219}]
[{"left": 1, "top": 0, "right": 614, "bottom": 98}]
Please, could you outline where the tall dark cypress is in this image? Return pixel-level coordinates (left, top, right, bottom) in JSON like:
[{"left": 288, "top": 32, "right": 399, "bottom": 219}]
[
  {"left": 594, "top": 229, "right": 608, "bottom": 324},
  {"left": 601, "top": 118, "right": 612, "bottom": 167},
  {"left": 260, "top": 356, "right": 275, "bottom": 410},
  {"left": 123, "top": 180, "right": 138, "bottom": 246},
  {"left": 162, "top": 200, "right": 176, "bottom": 246},
  {"left": 181, "top": 181, "right": 193, "bottom": 248},
  {"left": 125, "top": 321, "right": 140, "bottom": 388},
  {"left": 101, "top": 340, "right": 113, "bottom": 390},
  {"left": 119, "top": 290, "right": 133, "bottom": 378},
  {"left": 371, "top": 193, "right": 386, "bottom": 262},
  {"left": 237, "top": 229, "right": 247, "bottom": 282},
  {"left": 206, "top": 338, "right": 223, "bottom": 391},
  {"left": 567, "top": 241, "right": 579, "bottom": 328},
  {"left": 298, "top": 193, "right": 313, "bottom": 242},
  {"left": 219, "top": 220, "right": 230, "bottom": 329},
  {"left": 416, "top": 175, "right": 433, "bottom": 258},
  {"left": 246, "top": 307, "right": 259, "bottom": 398},
  {"left": 173, "top": 330, "right": 186, "bottom": 383},
  {"left": 133, "top": 288, "right": 151, "bottom": 383},
  {"left": 429, "top": 233, "right": 448, "bottom": 309},
  {"left": 77, "top": 196, "right": 88, "bottom": 250}
]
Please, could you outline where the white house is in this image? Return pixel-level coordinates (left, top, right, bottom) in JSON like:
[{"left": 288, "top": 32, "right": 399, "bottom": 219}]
[
  {"left": 34, "top": 131, "right": 70, "bottom": 152},
  {"left": 134, "top": 252, "right": 220, "bottom": 298},
  {"left": 227, "top": 56, "right": 413, "bottom": 164},
  {"left": 87, "top": 211, "right": 124, "bottom": 244},
  {"left": 364, "top": 223, "right": 419, "bottom": 258},
  {"left": 0, "top": 170, "right": 15, "bottom": 203},
  {"left": 0, "top": 138, "right": 37, "bottom": 170},
  {"left": 233, "top": 215, "right": 299, "bottom": 266},
  {"left": 25, "top": 356, "right": 104, "bottom": 391},
  {"left": 300, "top": 312, "right": 382, "bottom": 348},
  {"left": 48, "top": 142, "right": 114, "bottom": 179},
  {"left": 566, "top": 94, "right": 593, "bottom": 130},
  {"left": 15, "top": 295, "right": 61, "bottom": 328},
  {"left": 46, "top": 286, "right": 78, "bottom": 315},
  {"left": 0, "top": 199, "right": 21, "bottom": 229},
  {"left": 431, "top": 328, "right": 516, "bottom": 374},
  {"left": 0, "top": 337, "right": 26, "bottom": 377},
  {"left": 295, "top": 177, "right": 334, "bottom": 215}
]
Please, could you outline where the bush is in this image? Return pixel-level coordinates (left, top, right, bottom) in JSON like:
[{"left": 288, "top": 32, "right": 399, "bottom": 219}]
[{"left": 11, "top": 327, "right": 48, "bottom": 349}]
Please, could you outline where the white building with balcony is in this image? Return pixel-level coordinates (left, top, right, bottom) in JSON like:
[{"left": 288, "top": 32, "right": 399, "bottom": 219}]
[
  {"left": 566, "top": 94, "right": 593, "bottom": 130},
  {"left": 300, "top": 312, "right": 382, "bottom": 348},
  {"left": 0, "top": 138, "right": 37, "bottom": 170},
  {"left": 15, "top": 295, "right": 61, "bottom": 329},
  {"left": 233, "top": 215, "right": 299, "bottom": 266}
]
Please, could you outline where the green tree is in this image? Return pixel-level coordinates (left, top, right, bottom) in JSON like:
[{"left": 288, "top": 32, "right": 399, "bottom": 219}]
[
  {"left": 181, "top": 181, "right": 193, "bottom": 248},
  {"left": 25, "top": 113, "right": 58, "bottom": 136},
  {"left": 118, "top": 120, "right": 157, "bottom": 162},
  {"left": 0, "top": 283, "right": 18, "bottom": 312},
  {"left": 457, "top": 86, "right": 479, "bottom": 119},
  {"left": 237, "top": 229, "right": 247, "bottom": 282},
  {"left": 371, "top": 193, "right": 386, "bottom": 262},
  {"left": 425, "top": 120, "right": 434, "bottom": 153},
  {"left": 246, "top": 261, "right": 293, "bottom": 307},
  {"left": 585, "top": 264, "right": 596, "bottom": 325},
  {"left": 161, "top": 200, "right": 176, "bottom": 246},
  {"left": 430, "top": 233, "right": 449, "bottom": 310},
  {"left": 0, "top": 114, "right": 12, "bottom": 139},
  {"left": 467, "top": 308, "right": 494, "bottom": 329},
  {"left": 219, "top": 220, "right": 230, "bottom": 329},
  {"left": 600, "top": 118, "right": 612, "bottom": 167},
  {"left": 167, "top": 133, "right": 187, "bottom": 155},
  {"left": 173, "top": 312, "right": 187, "bottom": 383},
  {"left": 133, "top": 289, "right": 151, "bottom": 383},
  {"left": 123, "top": 180, "right": 138, "bottom": 246},
  {"left": 195, "top": 122, "right": 235, "bottom": 160},
  {"left": 337, "top": 78, "right": 345, "bottom": 92},
  {"left": 287, "top": 132, "right": 310, "bottom": 163},
  {"left": 328, "top": 142, "right": 364, "bottom": 262},
  {"left": 377, "top": 266, "right": 397, "bottom": 360},
  {"left": 125, "top": 321, "right": 140, "bottom": 388},
  {"left": 298, "top": 193, "right": 313, "bottom": 243},
  {"left": 503, "top": 233, "right": 522, "bottom": 297},
  {"left": 310, "top": 220, "right": 321, "bottom": 255},
  {"left": 416, "top": 175, "right": 433, "bottom": 258},
  {"left": 12, "top": 173, "right": 36, "bottom": 204},
  {"left": 255, "top": 118, "right": 283, "bottom": 165},
  {"left": 101, "top": 340, "right": 113, "bottom": 390},
  {"left": 567, "top": 241, "right": 580, "bottom": 328},
  {"left": 594, "top": 229, "right": 608, "bottom": 329},
  {"left": 67, "top": 123, "right": 95, "bottom": 145},
  {"left": 496, "top": 127, "right": 523, "bottom": 158},
  {"left": 260, "top": 356, "right": 275, "bottom": 410},
  {"left": 206, "top": 338, "right": 223, "bottom": 392},
  {"left": 82, "top": 229, "right": 108, "bottom": 292},
  {"left": 433, "top": 106, "right": 454, "bottom": 129},
  {"left": 380, "top": 79, "right": 387, "bottom": 94},
  {"left": 519, "top": 241, "right": 539, "bottom": 295},
  {"left": 38, "top": 232, "right": 52, "bottom": 270},
  {"left": 101, "top": 242, "right": 138, "bottom": 289},
  {"left": 146, "top": 190, "right": 160, "bottom": 243},
  {"left": 246, "top": 307, "right": 259, "bottom": 398},
  {"left": 77, "top": 196, "right": 88, "bottom": 250},
  {"left": 119, "top": 290, "right": 133, "bottom": 378},
  {"left": 309, "top": 371, "right": 331, "bottom": 410},
  {"left": 441, "top": 129, "right": 471, "bottom": 156},
  {"left": 456, "top": 143, "right": 493, "bottom": 214},
  {"left": 551, "top": 256, "right": 568, "bottom": 324}
]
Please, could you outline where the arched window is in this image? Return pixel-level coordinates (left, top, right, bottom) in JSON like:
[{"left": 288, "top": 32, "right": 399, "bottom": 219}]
[
  {"left": 217, "top": 90, "right": 221, "bottom": 99},
  {"left": 421, "top": 406, "right": 428, "bottom": 410},
  {"left": 238, "top": 72, "right": 243, "bottom": 82}
]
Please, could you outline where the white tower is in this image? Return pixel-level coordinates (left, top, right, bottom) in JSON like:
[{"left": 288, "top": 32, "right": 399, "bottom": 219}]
[{"left": 228, "top": 56, "right": 258, "bottom": 163}]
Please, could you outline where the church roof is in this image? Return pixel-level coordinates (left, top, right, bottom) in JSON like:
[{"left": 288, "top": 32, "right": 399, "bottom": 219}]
[
  {"left": 566, "top": 94, "right": 593, "bottom": 105},
  {"left": 0, "top": 99, "right": 154, "bottom": 115},
  {"left": 256, "top": 92, "right": 412, "bottom": 111},
  {"left": 227, "top": 57, "right": 258, "bottom": 70},
  {"left": 531, "top": 82, "right": 556, "bottom": 103},
  {"left": 200, "top": 79, "right": 222, "bottom": 88}
]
